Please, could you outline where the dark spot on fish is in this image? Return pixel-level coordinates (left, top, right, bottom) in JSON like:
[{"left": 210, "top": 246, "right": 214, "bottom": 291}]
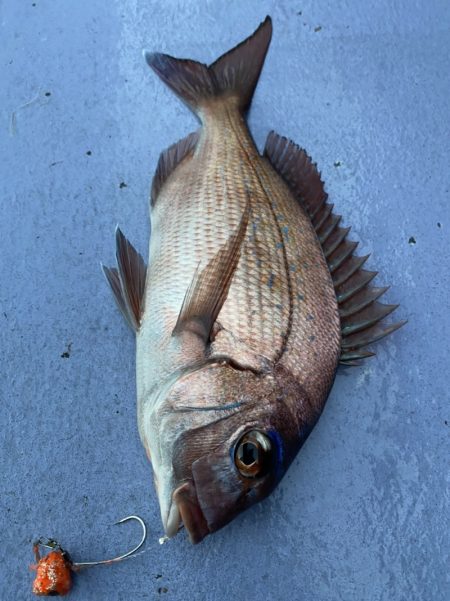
[
  {"left": 306, "top": 313, "right": 315, "bottom": 321},
  {"left": 61, "top": 342, "right": 72, "bottom": 359},
  {"left": 282, "top": 225, "right": 289, "bottom": 237},
  {"left": 158, "top": 587, "right": 168, "bottom": 594},
  {"left": 309, "top": 335, "right": 316, "bottom": 342},
  {"left": 297, "top": 293, "right": 304, "bottom": 301},
  {"left": 276, "top": 242, "right": 283, "bottom": 249},
  {"left": 276, "top": 303, "right": 283, "bottom": 310},
  {"left": 44, "top": 91, "right": 51, "bottom": 97},
  {"left": 268, "top": 273, "right": 275, "bottom": 288},
  {"left": 119, "top": 181, "right": 127, "bottom": 189},
  {"left": 86, "top": 150, "right": 92, "bottom": 156},
  {"left": 314, "top": 25, "right": 322, "bottom": 32},
  {"left": 437, "top": 222, "right": 441, "bottom": 228},
  {"left": 289, "top": 264, "right": 296, "bottom": 272},
  {"left": 334, "top": 161, "right": 341, "bottom": 167},
  {"left": 408, "top": 236, "right": 416, "bottom": 245}
]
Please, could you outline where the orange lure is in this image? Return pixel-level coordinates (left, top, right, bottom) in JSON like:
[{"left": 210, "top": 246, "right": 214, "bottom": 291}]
[
  {"left": 31, "top": 540, "right": 73, "bottom": 596},
  {"left": 30, "top": 516, "right": 146, "bottom": 596}
]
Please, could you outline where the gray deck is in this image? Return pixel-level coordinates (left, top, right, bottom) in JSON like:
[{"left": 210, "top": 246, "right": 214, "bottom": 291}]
[{"left": 1, "top": 1, "right": 448, "bottom": 599}]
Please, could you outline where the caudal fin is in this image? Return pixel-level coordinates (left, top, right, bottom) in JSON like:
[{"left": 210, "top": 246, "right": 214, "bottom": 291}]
[{"left": 144, "top": 16, "right": 272, "bottom": 116}]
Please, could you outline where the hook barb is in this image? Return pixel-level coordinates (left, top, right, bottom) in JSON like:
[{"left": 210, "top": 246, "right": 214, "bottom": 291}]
[{"left": 72, "top": 515, "right": 147, "bottom": 569}]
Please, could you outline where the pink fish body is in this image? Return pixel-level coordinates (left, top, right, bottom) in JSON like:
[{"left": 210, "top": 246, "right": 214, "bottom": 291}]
[{"left": 103, "top": 17, "right": 404, "bottom": 543}]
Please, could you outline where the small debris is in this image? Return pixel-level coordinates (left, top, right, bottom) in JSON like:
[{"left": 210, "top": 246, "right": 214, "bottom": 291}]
[
  {"left": 9, "top": 90, "right": 42, "bottom": 136},
  {"left": 155, "top": 574, "right": 163, "bottom": 580},
  {"left": 61, "top": 342, "right": 72, "bottom": 359},
  {"left": 158, "top": 587, "right": 168, "bottom": 594},
  {"left": 333, "top": 161, "right": 341, "bottom": 167},
  {"left": 49, "top": 160, "right": 63, "bottom": 167},
  {"left": 119, "top": 182, "right": 127, "bottom": 189},
  {"left": 408, "top": 236, "right": 416, "bottom": 245},
  {"left": 437, "top": 222, "right": 441, "bottom": 228},
  {"left": 44, "top": 91, "right": 51, "bottom": 97},
  {"left": 86, "top": 150, "right": 92, "bottom": 156},
  {"left": 314, "top": 25, "right": 322, "bottom": 32}
]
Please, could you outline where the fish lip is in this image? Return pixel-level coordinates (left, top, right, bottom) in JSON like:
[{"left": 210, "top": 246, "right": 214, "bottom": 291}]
[
  {"left": 165, "top": 502, "right": 181, "bottom": 539},
  {"left": 172, "top": 480, "right": 210, "bottom": 544}
]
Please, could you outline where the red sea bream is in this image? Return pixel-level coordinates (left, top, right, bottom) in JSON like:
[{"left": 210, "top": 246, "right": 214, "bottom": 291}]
[{"left": 103, "top": 17, "right": 405, "bottom": 543}]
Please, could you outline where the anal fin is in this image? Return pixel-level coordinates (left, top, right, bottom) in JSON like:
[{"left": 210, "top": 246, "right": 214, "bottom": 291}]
[
  {"left": 151, "top": 131, "right": 199, "bottom": 205},
  {"left": 264, "top": 131, "right": 406, "bottom": 365},
  {"left": 102, "top": 227, "right": 147, "bottom": 332}
]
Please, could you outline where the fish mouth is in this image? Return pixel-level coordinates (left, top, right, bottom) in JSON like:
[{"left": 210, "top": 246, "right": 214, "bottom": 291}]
[
  {"left": 170, "top": 480, "right": 210, "bottom": 544},
  {"left": 165, "top": 501, "right": 181, "bottom": 539}
]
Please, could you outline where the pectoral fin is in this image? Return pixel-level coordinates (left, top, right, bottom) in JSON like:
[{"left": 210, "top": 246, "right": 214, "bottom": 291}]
[
  {"left": 172, "top": 203, "right": 250, "bottom": 342},
  {"left": 102, "top": 227, "right": 147, "bottom": 332}
]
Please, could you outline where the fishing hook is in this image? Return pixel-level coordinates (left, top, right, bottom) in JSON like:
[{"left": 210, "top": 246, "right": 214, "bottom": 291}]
[{"left": 34, "top": 515, "right": 147, "bottom": 569}]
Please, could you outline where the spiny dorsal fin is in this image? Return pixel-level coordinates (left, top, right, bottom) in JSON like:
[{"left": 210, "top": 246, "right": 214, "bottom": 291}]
[
  {"left": 151, "top": 131, "right": 199, "bottom": 205},
  {"left": 264, "top": 131, "right": 406, "bottom": 365},
  {"left": 102, "top": 227, "right": 147, "bottom": 332},
  {"left": 172, "top": 202, "right": 250, "bottom": 341},
  {"left": 144, "top": 17, "right": 272, "bottom": 116},
  {"left": 264, "top": 131, "right": 328, "bottom": 217}
]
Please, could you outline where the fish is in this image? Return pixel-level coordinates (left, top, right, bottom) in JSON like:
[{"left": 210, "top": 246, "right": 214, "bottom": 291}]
[{"left": 102, "top": 16, "right": 405, "bottom": 544}]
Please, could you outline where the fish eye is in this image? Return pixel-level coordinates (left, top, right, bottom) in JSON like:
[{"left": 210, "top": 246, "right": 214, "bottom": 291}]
[{"left": 234, "top": 431, "right": 272, "bottom": 478}]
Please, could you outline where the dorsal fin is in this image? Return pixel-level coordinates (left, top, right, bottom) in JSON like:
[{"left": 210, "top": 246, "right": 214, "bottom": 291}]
[
  {"left": 264, "top": 131, "right": 406, "bottom": 365},
  {"left": 102, "top": 227, "right": 147, "bottom": 332},
  {"left": 151, "top": 131, "right": 199, "bottom": 205},
  {"left": 144, "top": 17, "right": 272, "bottom": 116}
]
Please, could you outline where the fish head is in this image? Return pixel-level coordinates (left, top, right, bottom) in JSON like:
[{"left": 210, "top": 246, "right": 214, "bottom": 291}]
[{"left": 144, "top": 360, "right": 314, "bottom": 544}]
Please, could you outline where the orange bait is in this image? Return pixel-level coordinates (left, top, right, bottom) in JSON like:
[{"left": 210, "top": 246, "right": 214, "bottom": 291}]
[
  {"left": 31, "top": 540, "right": 73, "bottom": 596},
  {"left": 30, "top": 516, "right": 146, "bottom": 596}
]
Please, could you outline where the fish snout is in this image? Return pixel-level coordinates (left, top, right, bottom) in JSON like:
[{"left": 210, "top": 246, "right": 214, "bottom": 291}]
[{"left": 171, "top": 481, "right": 209, "bottom": 544}]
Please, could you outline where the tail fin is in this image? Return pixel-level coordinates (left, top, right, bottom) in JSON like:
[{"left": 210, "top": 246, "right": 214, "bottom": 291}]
[{"left": 144, "top": 16, "right": 272, "bottom": 115}]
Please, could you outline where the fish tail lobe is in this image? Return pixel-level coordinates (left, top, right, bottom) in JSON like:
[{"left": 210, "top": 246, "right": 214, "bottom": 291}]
[{"left": 144, "top": 16, "right": 272, "bottom": 116}]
